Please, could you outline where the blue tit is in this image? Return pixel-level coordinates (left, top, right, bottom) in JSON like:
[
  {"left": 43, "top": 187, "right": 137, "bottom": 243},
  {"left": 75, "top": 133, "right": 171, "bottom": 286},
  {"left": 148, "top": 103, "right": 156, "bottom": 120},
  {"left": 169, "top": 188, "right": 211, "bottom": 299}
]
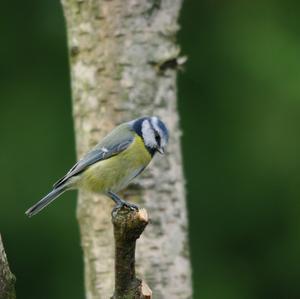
[{"left": 25, "top": 116, "right": 169, "bottom": 217}]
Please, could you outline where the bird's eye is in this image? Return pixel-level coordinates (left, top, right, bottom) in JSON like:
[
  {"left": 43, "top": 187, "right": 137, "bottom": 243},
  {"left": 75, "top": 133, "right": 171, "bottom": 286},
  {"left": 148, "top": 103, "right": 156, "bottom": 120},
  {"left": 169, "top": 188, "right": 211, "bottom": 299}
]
[{"left": 155, "top": 132, "right": 161, "bottom": 146}]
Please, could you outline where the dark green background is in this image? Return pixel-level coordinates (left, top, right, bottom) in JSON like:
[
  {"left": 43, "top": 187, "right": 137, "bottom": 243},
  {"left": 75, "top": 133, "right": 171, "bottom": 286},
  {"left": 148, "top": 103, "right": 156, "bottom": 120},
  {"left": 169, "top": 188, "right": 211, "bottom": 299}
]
[{"left": 1, "top": 0, "right": 300, "bottom": 298}]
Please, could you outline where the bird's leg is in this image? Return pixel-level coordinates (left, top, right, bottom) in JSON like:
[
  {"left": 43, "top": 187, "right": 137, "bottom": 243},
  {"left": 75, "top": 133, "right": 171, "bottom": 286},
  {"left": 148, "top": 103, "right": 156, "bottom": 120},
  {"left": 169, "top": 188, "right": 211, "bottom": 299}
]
[{"left": 107, "top": 191, "right": 139, "bottom": 212}]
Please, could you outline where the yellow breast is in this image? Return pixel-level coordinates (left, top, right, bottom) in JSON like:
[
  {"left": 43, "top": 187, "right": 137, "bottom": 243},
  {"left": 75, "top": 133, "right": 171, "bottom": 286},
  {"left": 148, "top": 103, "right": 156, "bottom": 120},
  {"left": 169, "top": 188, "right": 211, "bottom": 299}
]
[{"left": 78, "top": 135, "right": 152, "bottom": 193}]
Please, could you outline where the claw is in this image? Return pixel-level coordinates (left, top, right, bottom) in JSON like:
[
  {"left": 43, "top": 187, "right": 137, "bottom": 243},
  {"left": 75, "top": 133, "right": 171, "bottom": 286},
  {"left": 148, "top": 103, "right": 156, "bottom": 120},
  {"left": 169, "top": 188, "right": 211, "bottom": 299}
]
[
  {"left": 111, "top": 200, "right": 139, "bottom": 217},
  {"left": 108, "top": 191, "right": 139, "bottom": 215},
  {"left": 115, "top": 200, "right": 139, "bottom": 211},
  {"left": 123, "top": 201, "right": 139, "bottom": 211}
]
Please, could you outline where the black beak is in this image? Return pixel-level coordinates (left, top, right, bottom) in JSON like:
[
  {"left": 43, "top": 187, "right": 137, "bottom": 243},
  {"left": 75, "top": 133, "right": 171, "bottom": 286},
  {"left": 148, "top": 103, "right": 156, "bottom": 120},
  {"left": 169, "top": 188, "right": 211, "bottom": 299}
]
[{"left": 157, "top": 147, "right": 165, "bottom": 154}]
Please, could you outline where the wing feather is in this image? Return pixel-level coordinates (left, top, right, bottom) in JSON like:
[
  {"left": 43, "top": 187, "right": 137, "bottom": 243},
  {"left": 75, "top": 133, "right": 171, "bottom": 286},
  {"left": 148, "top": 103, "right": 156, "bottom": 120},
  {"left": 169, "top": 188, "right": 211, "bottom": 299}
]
[{"left": 53, "top": 124, "right": 134, "bottom": 188}]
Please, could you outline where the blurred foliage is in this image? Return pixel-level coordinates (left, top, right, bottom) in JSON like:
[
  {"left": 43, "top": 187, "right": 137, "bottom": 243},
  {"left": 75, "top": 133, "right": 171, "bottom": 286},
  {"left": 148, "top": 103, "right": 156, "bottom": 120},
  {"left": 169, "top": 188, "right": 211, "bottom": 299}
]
[
  {"left": 0, "top": 0, "right": 300, "bottom": 298},
  {"left": 179, "top": 1, "right": 300, "bottom": 298}
]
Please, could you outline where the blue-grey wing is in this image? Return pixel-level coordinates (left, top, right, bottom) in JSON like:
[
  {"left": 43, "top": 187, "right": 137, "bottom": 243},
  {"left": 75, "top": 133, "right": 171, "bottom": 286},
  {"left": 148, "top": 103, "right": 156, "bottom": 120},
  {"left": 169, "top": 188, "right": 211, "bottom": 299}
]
[{"left": 53, "top": 124, "right": 134, "bottom": 188}]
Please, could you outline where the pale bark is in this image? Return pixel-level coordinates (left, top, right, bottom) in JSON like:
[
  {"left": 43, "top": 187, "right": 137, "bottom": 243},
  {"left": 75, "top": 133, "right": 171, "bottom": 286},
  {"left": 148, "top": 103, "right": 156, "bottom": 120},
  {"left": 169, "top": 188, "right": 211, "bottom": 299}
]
[
  {"left": 60, "top": 0, "right": 192, "bottom": 298},
  {"left": 0, "top": 235, "right": 16, "bottom": 299}
]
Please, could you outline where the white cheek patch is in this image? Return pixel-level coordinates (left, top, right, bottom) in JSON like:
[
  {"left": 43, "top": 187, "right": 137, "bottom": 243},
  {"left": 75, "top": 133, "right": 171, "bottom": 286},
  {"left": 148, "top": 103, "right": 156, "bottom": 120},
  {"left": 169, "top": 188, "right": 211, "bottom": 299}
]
[{"left": 142, "top": 120, "right": 156, "bottom": 148}]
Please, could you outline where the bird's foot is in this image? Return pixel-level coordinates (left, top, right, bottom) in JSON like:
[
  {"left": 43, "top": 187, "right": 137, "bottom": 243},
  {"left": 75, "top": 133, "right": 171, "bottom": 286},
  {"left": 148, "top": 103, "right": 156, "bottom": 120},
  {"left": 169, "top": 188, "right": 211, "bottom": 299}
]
[
  {"left": 112, "top": 199, "right": 139, "bottom": 214},
  {"left": 122, "top": 200, "right": 139, "bottom": 211},
  {"left": 108, "top": 191, "right": 139, "bottom": 215}
]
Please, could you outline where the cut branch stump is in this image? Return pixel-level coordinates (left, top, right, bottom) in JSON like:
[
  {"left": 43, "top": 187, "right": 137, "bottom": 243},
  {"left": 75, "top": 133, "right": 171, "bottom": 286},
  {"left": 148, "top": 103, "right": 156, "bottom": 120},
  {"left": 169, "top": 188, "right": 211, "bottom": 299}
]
[{"left": 112, "top": 208, "right": 152, "bottom": 299}]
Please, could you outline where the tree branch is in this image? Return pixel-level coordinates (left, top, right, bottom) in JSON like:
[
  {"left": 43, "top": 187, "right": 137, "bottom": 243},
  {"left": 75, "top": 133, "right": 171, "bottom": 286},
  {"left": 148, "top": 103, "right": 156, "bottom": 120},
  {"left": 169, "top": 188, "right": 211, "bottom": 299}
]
[
  {"left": 0, "top": 234, "right": 16, "bottom": 299},
  {"left": 112, "top": 208, "right": 151, "bottom": 299}
]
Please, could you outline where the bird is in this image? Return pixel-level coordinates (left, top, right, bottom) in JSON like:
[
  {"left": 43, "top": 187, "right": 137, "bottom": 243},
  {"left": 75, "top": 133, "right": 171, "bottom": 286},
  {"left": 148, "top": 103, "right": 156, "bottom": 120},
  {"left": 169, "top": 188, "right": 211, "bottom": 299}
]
[{"left": 25, "top": 116, "right": 169, "bottom": 217}]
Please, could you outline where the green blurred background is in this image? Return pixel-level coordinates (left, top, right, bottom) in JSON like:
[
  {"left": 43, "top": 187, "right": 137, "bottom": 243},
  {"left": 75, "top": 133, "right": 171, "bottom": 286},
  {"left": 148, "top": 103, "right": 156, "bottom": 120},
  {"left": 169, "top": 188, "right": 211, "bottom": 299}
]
[{"left": 1, "top": 0, "right": 300, "bottom": 298}]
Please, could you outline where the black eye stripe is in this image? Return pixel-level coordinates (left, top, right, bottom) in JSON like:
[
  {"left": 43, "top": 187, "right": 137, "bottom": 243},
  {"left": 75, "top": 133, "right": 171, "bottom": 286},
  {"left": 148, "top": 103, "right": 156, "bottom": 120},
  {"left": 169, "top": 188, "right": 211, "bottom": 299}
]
[{"left": 154, "top": 131, "right": 161, "bottom": 146}]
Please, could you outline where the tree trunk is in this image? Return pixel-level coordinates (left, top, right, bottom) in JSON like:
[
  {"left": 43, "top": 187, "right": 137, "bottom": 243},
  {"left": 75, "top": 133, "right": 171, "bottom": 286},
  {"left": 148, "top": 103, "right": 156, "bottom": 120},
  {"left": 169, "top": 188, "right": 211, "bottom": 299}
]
[{"left": 60, "top": 1, "right": 192, "bottom": 298}]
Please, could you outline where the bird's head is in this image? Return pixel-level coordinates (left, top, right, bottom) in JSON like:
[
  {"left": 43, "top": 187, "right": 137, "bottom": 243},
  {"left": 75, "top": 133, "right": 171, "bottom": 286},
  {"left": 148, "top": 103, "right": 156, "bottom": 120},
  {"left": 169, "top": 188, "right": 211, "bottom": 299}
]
[{"left": 131, "top": 116, "right": 169, "bottom": 155}]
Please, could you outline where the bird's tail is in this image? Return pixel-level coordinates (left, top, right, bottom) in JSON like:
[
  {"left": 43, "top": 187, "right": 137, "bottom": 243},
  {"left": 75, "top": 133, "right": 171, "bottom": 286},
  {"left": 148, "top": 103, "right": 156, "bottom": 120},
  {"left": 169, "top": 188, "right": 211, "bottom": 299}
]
[{"left": 25, "top": 186, "right": 66, "bottom": 217}]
